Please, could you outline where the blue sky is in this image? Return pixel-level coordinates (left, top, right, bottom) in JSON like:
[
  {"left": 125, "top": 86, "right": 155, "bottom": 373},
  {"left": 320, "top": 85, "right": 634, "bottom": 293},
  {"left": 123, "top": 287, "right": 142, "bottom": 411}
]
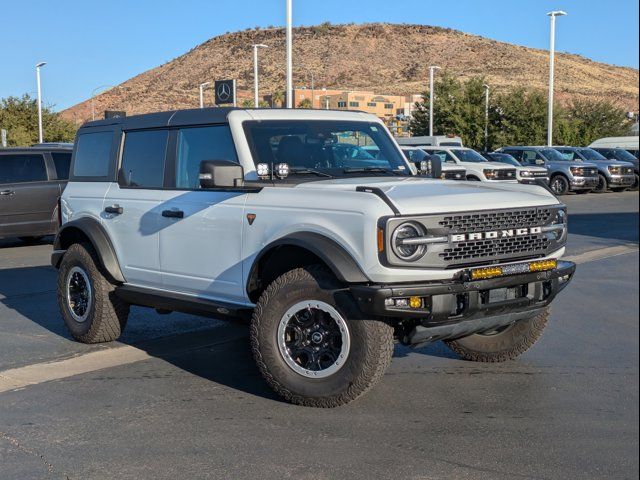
[{"left": 1, "top": 0, "right": 638, "bottom": 111}]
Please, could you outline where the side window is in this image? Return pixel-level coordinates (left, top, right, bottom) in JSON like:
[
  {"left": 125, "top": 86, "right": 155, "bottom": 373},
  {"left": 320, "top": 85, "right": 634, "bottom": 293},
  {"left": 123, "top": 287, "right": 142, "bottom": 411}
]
[
  {"left": 521, "top": 150, "right": 539, "bottom": 165},
  {"left": 175, "top": 125, "right": 238, "bottom": 189},
  {"left": 559, "top": 150, "right": 575, "bottom": 161},
  {"left": 51, "top": 152, "right": 72, "bottom": 180},
  {"left": 73, "top": 131, "right": 113, "bottom": 178},
  {"left": 505, "top": 150, "right": 521, "bottom": 161},
  {"left": 119, "top": 129, "right": 169, "bottom": 188},
  {"left": 434, "top": 150, "right": 455, "bottom": 163},
  {"left": 0, "top": 154, "right": 47, "bottom": 184}
]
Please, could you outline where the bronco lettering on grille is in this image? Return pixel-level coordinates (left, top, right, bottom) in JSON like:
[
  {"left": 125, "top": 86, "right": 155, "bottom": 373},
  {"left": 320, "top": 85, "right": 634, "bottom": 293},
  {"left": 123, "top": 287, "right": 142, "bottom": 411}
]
[{"left": 451, "top": 226, "right": 542, "bottom": 242}]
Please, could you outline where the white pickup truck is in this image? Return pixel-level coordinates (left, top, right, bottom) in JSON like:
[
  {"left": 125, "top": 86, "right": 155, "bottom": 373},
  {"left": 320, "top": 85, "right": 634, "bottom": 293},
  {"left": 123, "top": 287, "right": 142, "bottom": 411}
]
[{"left": 52, "top": 108, "right": 575, "bottom": 407}]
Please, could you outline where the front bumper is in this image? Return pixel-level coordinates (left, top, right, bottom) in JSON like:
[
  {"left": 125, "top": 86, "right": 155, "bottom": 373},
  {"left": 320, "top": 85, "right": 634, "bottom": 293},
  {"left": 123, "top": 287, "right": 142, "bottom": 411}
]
[
  {"left": 608, "top": 174, "right": 636, "bottom": 186},
  {"left": 351, "top": 260, "right": 576, "bottom": 344},
  {"left": 519, "top": 177, "right": 549, "bottom": 186},
  {"left": 570, "top": 176, "right": 598, "bottom": 190}
]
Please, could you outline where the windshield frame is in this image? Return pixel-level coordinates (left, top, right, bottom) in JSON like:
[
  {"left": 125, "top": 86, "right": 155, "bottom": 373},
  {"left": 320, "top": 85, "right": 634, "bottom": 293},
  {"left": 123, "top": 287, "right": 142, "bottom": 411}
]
[{"left": 242, "top": 120, "right": 411, "bottom": 180}]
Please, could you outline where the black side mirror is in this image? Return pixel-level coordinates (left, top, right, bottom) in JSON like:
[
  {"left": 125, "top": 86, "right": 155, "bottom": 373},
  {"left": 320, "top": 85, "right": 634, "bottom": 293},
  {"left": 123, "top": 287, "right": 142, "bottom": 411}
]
[
  {"left": 199, "top": 160, "right": 244, "bottom": 188},
  {"left": 416, "top": 155, "right": 442, "bottom": 178}
]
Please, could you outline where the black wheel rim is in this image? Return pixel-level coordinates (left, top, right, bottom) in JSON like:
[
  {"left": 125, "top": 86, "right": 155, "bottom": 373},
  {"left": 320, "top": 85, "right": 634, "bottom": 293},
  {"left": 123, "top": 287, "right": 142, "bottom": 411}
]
[
  {"left": 278, "top": 301, "right": 350, "bottom": 378},
  {"left": 66, "top": 266, "right": 92, "bottom": 323}
]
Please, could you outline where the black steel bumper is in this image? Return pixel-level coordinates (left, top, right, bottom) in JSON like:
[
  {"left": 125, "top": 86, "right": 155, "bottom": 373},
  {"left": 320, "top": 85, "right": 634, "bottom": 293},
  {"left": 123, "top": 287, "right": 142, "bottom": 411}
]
[{"left": 351, "top": 260, "right": 576, "bottom": 344}]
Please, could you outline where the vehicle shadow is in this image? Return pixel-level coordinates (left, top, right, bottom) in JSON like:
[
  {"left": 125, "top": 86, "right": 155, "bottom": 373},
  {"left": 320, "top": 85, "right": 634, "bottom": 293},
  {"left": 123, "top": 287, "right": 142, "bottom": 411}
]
[
  {"left": 568, "top": 212, "right": 639, "bottom": 243},
  {"left": 0, "top": 236, "right": 54, "bottom": 249}
]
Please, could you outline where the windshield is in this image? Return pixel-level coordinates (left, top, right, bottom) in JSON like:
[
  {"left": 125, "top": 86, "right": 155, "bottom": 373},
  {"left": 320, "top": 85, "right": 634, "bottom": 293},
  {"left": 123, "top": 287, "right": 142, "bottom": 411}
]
[
  {"left": 613, "top": 149, "right": 638, "bottom": 162},
  {"left": 451, "top": 149, "right": 488, "bottom": 163},
  {"left": 578, "top": 148, "right": 608, "bottom": 162},
  {"left": 492, "top": 154, "right": 521, "bottom": 167},
  {"left": 243, "top": 120, "right": 409, "bottom": 177},
  {"left": 540, "top": 148, "right": 568, "bottom": 162}
]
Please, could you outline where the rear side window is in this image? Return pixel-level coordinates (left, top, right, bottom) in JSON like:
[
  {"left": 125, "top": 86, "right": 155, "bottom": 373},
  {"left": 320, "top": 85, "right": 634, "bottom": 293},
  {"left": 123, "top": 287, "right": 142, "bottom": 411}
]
[
  {"left": 175, "top": 125, "right": 238, "bottom": 189},
  {"left": 74, "top": 131, "right": 113, "bottom": 177},
  {"left": 0, "top": 154, "right": 48, "bottom": 184},
  {"left": 51, "top": 152, "right": 72, "bottom": 179},
  {"left": 433, "top": 150, "right": 456, "bottom": 163},
  {"left": 119, "top": 129, "right": 169, "bottom": 188}
]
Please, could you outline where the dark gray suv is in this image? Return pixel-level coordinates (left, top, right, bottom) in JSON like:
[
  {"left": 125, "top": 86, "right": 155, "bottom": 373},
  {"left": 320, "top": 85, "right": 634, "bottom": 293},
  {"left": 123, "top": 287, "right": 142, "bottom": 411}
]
[{"left": 0, "top": 144, "right": 72, "bottom": 242}]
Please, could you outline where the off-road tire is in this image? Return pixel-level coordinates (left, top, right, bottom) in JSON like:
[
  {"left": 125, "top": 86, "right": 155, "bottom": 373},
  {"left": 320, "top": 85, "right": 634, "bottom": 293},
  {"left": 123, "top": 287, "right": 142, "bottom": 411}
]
[
  {"left": 444, "top": 308, "right": 549, "bottom": 362},
  {"left": 593, "top": 174, "right": 608, "bottom": 193},
  {"left": 57, "top": 243, "right": 129, "bottom": 343},
  {"left": 251, "top": 265, "right": 394, "bottom": 408}
]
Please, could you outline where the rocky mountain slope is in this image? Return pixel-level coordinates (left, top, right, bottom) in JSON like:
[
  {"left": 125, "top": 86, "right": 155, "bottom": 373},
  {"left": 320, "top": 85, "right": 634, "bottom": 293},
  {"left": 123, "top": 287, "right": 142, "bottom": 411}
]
[{"left": 62, "top": 23, "right": 639, "bottom": 123}]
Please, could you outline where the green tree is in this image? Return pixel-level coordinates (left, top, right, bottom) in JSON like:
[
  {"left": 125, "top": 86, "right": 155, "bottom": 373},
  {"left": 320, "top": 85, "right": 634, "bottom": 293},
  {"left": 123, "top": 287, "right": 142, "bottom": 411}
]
[
  {"left": 0, "top": 94, "right": 77, "bottom": 146},
  {"left": 271, "top": 90, "right": 286, "bottom": 108},
  {"left": 297, "top": 98, "right": 313, "bottom": 109},
  {"left": 555, "top": 99, "right": 631, "bottom": 146}
]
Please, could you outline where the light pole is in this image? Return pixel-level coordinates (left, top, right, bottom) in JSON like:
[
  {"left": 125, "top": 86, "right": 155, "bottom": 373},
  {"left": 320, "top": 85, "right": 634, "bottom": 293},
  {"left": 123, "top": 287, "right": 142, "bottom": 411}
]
[
  {"left": 199, "top": 82, "right": 211, "bottom": 109},
  {"left": 483, "top": 84, "right": 490, "bottom": 151},
  {"left": 547, "top": 10, "right": 567, "bottom": 146},
  {"left": 428, "top": 65, "right": 441, "bottom": 137},
  {"left": 285, "top": 0, "right": 293, "bottom": 108},
  {"left": 35, "top": 62, "right": 46, "bottom": 144},
  {"left": 91, "top": 85, "right": 115, "bottom": 121},
  {"left": 252, "top": 44, "right": 268, "bottom": 108}
]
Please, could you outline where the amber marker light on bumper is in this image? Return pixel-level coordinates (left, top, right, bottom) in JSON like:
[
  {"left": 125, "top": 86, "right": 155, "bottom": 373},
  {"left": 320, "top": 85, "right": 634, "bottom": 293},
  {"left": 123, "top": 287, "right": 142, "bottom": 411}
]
[{"left": 470, "top": 259, "right": 558, "bottom": 280}]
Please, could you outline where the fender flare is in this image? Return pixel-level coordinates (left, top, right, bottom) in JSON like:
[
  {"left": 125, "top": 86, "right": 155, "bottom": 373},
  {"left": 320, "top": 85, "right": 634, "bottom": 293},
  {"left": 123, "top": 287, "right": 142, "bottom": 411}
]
[
  {"left": 248, "top": 232, "right": 370, "bottom": 290},
  {"left": 52, "top": 218, "right": 125, "bottom": 284}
]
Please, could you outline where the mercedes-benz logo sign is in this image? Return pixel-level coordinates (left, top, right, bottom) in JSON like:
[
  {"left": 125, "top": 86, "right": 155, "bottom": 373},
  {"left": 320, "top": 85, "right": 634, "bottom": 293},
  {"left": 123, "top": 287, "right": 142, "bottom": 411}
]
[{"left": 217, "top": 83, "right": 232, "bottom": 102}]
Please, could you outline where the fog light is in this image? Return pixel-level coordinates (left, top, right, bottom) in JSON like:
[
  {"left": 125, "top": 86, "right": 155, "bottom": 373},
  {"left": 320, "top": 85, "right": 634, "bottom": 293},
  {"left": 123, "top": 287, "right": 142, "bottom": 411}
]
[
  {"left": 529, "top": 259, "right": 557, "bottom": 272},
  {"left": 409, "top": 296, "right": 422, "bottom": 309},
  {"left": 395, "top": 298, "right": 409, "bottom": 308},
  {"left": 471, "top": 266, "right": 503, "bottom": 280},
  {"left": 384, "top": 298, "right": 395, "bottom": 307}
]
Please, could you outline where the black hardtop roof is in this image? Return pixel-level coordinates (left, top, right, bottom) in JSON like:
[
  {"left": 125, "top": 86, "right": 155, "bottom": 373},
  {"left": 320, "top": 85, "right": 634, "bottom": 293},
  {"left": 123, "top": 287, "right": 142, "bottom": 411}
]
[{"left": 80, "top": 107, "right": 240, "bottom": 131}]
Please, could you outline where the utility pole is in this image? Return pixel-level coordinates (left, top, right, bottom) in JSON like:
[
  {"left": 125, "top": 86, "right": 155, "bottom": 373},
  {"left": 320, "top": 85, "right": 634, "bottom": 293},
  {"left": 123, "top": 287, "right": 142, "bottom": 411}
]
[
  {"left": 483, "top": 84, "right": 490, "bottom": 151},
  {"left": 252, "top": 44, "right": 268, "bottom": 107},
  {"left": 428, "top": 65, "right": 441, "bottom": 137},
  {"left": 285, "top": 0, "right": 293, "bottom": 108},
  {"left": 547, "top": 11, "right": 567, "bottom": 146},
  {"left": 199, "top": 82, "right": 211, "bottom": 109},
  {"left": 35, "top": 62, "right": 46, "bottom": 143}
]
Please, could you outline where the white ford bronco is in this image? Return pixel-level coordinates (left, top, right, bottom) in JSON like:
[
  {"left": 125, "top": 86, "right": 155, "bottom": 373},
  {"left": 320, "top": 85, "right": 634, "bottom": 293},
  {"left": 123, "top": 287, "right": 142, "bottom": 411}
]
[{"left": 52, "top": 108, "right": 575, "bottom": 407}]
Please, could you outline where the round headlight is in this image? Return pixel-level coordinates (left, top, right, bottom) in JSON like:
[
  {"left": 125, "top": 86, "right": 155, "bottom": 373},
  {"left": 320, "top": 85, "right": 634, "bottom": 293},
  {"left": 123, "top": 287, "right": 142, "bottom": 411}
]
[{"left": 391, "top": 222, "right": 427, "bottom": 261}]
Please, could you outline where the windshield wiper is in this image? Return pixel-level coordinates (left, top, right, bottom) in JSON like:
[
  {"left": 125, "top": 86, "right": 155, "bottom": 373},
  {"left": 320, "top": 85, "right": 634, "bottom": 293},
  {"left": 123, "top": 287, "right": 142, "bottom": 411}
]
[
  {"left": 343, "top": 167, "right": 405, "bottom": 176},
  {"left": 289, "top": 167, "right": 334, "bottom": 178}
]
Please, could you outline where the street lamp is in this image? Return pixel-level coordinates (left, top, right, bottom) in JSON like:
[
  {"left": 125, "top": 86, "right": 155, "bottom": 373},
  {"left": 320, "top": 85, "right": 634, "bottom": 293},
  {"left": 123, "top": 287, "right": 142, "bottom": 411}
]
[
  {"left": 483, "top": 84, "right": 490, "bottom": 151},
  {"left": 35, "top": 62, "right": 46, "bottom": 144},
  {"left": 91, "top": 85, "right": 115, "bottom": 121},
  {"left": 285, "top": 0, "right": 293, "bottom": 108},
  {"left": 199, "top": 82, "right": 211, "bottom": 109},
  {"left": 252, "top": 44, "right": 268, "bottom": 108},
  {"left": 547, "top": 10, "right": 567, "bottom": 146},
  {"left": 428, "top": 65, "right": 441, "bottom": 137}
]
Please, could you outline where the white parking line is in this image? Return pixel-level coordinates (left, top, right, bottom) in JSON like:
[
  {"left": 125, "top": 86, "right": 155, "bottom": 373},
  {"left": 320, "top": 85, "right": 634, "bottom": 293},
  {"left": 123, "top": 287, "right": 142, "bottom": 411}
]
[{"left": 0, "top": 244, "right": 637, "bottom": 395}]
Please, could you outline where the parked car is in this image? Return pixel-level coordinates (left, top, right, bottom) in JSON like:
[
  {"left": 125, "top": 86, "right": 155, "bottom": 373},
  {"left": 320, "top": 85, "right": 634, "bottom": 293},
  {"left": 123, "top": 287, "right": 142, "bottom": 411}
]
[
  {"left": 554, "top": 147, "right": 636, "bottom": 193},
  {"left": 400, "top": 146, "right": 467, "bottom": 180},
  {"left": 483, "top": 152, "right": 549, "bottom": 186},
  {"left": 589, "top": 136, "right": 639, "bottom": 159},
  {"left": 420, "top": 146, "right": 518, "bottom": 182},
  {"left": 497, "top": 146, "right": 598, "bottom": 195},
  {"left": 396, "top": 135, "right": 463, "bottom": 147},
  {"left": 52, "top": 107, "right": 575, "bottom": 407},
  {"left": 0, "top": 144, "right": 72, "bottom": 242},
  {"left": 590, "top": 147, "right": 639, "bottom": 191}
]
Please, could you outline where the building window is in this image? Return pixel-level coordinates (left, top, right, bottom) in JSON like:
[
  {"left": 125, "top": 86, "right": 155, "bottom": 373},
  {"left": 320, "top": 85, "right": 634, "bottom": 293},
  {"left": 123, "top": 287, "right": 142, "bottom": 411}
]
[
  {"left": 349, "top": 101, "right": 359, "bottom": 107},
  {"left": 337, "top": 101, "right": 347, "bottom": 108},
  {"left": 384, "top": 103, "right": 394, "bottom": 109},
  {"left": 367, "top": 102, "right": 377, "bottom": 107}
]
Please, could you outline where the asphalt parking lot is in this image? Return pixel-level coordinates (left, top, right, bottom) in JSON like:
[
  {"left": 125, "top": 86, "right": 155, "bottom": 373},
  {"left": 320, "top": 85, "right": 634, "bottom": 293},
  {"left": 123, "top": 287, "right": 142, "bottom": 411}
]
[{"left": 0, "top": 192, "right": 638, "bottom": 480}]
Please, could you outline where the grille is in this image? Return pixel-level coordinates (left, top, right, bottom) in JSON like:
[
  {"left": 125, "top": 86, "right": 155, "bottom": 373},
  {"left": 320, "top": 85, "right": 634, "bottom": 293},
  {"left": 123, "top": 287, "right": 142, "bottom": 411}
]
[
  {"left": 494, "top": 169, "right": 517, "bottom": 180},
  {"left": 624, "top": 167, "right": 635, "bottom": 175},
  {"left": 438, "top": 208, "right": 553, "bottom": 234},
  {"left": 441, "top": 235, "right": 550, "bottom": 262}
]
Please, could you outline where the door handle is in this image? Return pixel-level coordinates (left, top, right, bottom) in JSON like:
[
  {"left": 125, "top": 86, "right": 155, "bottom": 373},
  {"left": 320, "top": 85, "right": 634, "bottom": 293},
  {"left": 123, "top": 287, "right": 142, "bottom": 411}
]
[
  {"left": 104, "top": 205, "right": 123, "bottom": 214},
  {"left": 0, "top": 189, "right": 15, "bottom": 196},
  {"left": 162, "top": 209, "right": 184, "bottom": 219}
]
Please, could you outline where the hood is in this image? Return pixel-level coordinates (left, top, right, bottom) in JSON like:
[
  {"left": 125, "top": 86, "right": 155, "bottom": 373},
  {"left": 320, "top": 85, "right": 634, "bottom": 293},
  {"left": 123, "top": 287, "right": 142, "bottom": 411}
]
[
  {"left": 294, "top": 177, "right": 558, "bottom": 215},
  {"left": 466, "top": 161, "right": 514, "bottom": 169},
  {"left": 517, "top": 165, "right": 548, "bottom": 172},
  {"left": 552, "top": 160, "right": 597, "bottom": 168}
]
